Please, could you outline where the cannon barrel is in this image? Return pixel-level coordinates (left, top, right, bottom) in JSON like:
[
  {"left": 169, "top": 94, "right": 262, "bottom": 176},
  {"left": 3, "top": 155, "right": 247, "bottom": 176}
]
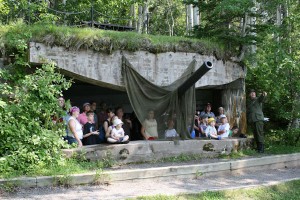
[{"left": 177, "top": 61, "right": 213, "bottom": 96}]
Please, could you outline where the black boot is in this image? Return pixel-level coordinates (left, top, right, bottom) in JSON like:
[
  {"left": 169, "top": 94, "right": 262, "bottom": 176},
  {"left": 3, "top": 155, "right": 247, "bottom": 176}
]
[{"left": 258, "top": 143, "right": 264, "bottom": 153}]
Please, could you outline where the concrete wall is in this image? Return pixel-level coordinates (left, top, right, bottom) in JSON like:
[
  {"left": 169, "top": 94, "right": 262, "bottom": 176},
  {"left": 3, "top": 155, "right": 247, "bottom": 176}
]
[
  {"left": 62, "top": 139, "right": 253, "bottom": 163},
  {"left": 222, "top": 79, "right": 247, "bottom": 133},
  {"left": 29, "top": 42, "right": 245, "bottom": 90}
]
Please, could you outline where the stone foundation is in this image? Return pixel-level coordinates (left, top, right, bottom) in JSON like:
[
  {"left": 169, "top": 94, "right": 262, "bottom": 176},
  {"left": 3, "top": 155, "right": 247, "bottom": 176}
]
[{"left": 62, "top": 138, "right": 253, "bottom": 163}]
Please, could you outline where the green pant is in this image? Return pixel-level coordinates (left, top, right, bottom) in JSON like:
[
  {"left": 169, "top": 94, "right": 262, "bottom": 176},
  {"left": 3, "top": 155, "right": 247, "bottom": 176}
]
[{"left": 252, "top": 121, "right": 264, "bottom": 144}]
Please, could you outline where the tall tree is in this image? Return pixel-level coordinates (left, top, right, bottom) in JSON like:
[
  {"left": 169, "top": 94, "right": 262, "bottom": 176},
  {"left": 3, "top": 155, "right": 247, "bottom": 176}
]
[{"left": 247, "top": 0, "right": 300, "bottom": 129}]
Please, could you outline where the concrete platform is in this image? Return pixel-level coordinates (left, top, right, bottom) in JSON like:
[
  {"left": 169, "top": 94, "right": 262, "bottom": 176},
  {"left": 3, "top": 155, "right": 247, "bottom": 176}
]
[
  {"left": 62, "top": 138, "right": 253, "bottom": 163},
  {"left": 1, "top": 153, "right": 299, "bottom": 188}
]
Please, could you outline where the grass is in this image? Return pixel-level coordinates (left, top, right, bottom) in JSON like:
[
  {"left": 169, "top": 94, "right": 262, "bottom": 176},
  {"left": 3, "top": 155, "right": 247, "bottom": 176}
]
[
  {"left": 128, "top": 179, "right": 300, "bottom": 200},
  {"left": 0, "top": 152, "right": 116, "bottom": 179},
  {"left": 0, "top": 21, "right": 228, "bottom": 59}
]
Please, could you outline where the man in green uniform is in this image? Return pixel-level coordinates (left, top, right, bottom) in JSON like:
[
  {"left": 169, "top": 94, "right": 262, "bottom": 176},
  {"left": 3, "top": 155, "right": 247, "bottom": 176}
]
[{"left": 247, "top": 89, "right": 267, "bottom": 153}]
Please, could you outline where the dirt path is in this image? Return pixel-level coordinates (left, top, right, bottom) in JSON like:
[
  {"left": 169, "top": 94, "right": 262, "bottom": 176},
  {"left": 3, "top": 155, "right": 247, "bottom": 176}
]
[{"left": 2, "top": 167, "right": 300, "bottom": 200}]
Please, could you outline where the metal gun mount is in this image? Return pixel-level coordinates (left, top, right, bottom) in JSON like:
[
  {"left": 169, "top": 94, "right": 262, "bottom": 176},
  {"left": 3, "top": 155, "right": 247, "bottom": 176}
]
[{"left": 177, "top": 61, "right": 213, "bottom": 96}]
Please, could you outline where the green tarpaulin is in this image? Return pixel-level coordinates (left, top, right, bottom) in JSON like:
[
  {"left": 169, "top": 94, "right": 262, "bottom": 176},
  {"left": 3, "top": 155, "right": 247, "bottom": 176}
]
[{"left": 122, "top": 56, "right": 197, "bottom": 139}]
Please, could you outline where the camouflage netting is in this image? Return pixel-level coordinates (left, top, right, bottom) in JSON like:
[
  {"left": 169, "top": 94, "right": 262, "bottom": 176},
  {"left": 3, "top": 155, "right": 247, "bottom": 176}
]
[{"left": 122, "top": 56, "right": 197, "bottom": 139}]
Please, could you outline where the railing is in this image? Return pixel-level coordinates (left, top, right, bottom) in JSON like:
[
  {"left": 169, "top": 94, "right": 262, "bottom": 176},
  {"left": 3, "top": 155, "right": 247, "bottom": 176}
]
[{"left": 3, "top": 2, "right": 135, "bottom": 30}]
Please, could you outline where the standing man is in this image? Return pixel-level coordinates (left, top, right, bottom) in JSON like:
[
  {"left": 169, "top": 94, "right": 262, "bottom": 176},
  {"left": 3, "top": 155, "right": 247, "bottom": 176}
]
[{"left": 247, "top": 89, "right": 267, "bottom": 153}]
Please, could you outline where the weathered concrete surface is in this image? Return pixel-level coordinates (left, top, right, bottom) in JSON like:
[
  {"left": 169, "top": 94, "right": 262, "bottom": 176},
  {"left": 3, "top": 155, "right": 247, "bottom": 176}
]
[
  {"left": 29, "top": 42, "right": 245, "bottom": 90},
  {"left": 62, "top": 139, "right": 253, "bottom": 163},
  {"left": 222, "top": 79, "right": 247, "bottom": 133},
  {"left": 28, "top": 42, "right": 247, "bottom": 133},
  {"left": 1, "top": 153, "right": 299, "bottom": 188}
]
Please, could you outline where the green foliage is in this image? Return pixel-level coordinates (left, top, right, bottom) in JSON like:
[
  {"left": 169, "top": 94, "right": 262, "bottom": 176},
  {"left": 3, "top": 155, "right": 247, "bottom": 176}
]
[
  {"left": 0, "top": 181, "right": 18, "bottom": 193},
  {"left": 0, "top": 21, "right": 73, "bottom": 176},
  {"left": 148, "top": 0, "right": 186, "bottom": 36},
  {"left": 0, "top": 61, "right": 72, "bottom": 176},
  {"left": 100, "top": 151, "right": 116, "bottom": 168},
  {"left": 0, "top": 23, "right": 226, "bottom": 58},
  {"left": 246, "top": 1, "right": 300, "bottom": 128},
  {"left": 54, "top": 174, "right": 72, "bottom": 188},
  {"left": 93, "top": 169, "right": 111, "bottom": 185},
  {"left": 192, "top": 0, "right": 255, "bottom": 53},
  {"left": 267, "top": 129, "right": 300, "bottom": 147}
]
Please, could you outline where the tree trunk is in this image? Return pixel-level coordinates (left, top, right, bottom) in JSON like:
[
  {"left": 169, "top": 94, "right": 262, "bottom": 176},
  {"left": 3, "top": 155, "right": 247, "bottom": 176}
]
[
  {"left": 166, "top": 0, "right": 175, "bottom": 36},
  {"left": 236, "top": 13, "right": 248, "bottom": 61},
  {"left": 142, "top": 1, "right": 149, "bottom": 34},
  {"left": 129, "top": 4, "right": 135, "bottom": 27},
  {"left": 249, "top": 0, "right": 257, "bottom": 55},
  {"left": 276, "top": 4, "right": 282, "bottom": 43},
  {"left": 137, "top": 5, "right": 143, "bottom": 33},
  {"left": 193, "top": 6, "right": 199, "bottom": 26},
  {"left": 186, "top": 4, "right": 193, "bottom": 35}
]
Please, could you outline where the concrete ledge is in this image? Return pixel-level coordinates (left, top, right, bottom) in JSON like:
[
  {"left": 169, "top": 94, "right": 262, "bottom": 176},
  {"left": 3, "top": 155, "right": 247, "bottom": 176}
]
[
  {"left": 62, "top": 138, "right": 253, "bottom": 163},
  {"left": 1, "top": 153, "right": 299, "bottom": 188}
]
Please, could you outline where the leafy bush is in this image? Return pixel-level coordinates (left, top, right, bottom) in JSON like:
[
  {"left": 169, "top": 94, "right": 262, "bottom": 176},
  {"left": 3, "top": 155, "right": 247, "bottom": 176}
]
[
  {"left": 267, "top": 128, "right": 300, "bottom": 147},
  {"left": 0, "top": 62, "right": 72, "bottom": 176},
  {"left": 0, "top": 23, "right": 72, "bottom": 176}
]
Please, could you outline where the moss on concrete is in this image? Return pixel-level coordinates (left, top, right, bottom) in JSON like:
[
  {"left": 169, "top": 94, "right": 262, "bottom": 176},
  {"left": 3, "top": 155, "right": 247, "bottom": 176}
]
[{"left": 0, "top": 22, "right": 232, "bottom": 60}]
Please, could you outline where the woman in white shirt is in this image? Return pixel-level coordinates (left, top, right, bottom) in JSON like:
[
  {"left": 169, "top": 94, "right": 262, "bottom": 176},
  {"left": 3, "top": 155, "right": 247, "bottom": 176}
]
[
  {"left": 67, "top": 106, "right": 83, "bottom": 147},
  {"left": 141, "top": 110, "right": 158, "bottom": 140}
]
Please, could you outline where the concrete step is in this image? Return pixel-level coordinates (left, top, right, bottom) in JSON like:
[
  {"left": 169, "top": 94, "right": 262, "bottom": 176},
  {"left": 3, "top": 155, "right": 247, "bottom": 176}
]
[
  {"left": 62, "top": 138, "right": 253, "bottom": 163},
  {"left": 0, "top": 153, "right": 299, "bottom": 188}
]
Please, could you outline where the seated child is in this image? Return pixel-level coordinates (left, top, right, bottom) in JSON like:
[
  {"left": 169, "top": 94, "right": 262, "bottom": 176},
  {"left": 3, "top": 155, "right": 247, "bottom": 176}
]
[
  {"left": 83, "top": 111, "right": 100, "bottom": 145},
  {"left": 165, "top": 119, "right": 179, "bottom": 139},
  {"left": 229, "top": 126, "right": 247, "bottom": 138},
  {"left": 229, "top": 126, "right": 239, "bottom": 137},
  {"left": 199, "top": 115, "right": 208, "bottom": 137},
  {"left": 205, "top": 117, "right": 221, "bottom": 140},
  {"left": 107, "top": 118, "right": 129, "bottom": 143},
  {"left": 217, "top": 115, "right": 230, "bottom": 138}
]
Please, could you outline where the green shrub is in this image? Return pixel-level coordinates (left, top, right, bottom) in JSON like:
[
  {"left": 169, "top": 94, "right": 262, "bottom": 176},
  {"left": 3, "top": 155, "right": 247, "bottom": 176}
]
[
  {"left": 267, "top": 128, "right": 300, "bottom": 146},
  {"left": 0, "top": 62, "right": 72, "bottom": 176},
  {"left": 0, "top": 23, "right": 72, "bottom": 176}
]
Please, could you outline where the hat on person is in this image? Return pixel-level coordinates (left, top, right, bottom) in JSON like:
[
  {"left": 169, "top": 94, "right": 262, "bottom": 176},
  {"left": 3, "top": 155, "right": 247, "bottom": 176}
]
[
  {"left": 208, "top": 117, "right": 215, "bottom": 124},
  {"left": 201, "top": 114, "right": 208, "bottom": 119},
  {"left": 82, "top": 102, "right": 90, "bottom": 108},
  {"left": 113, "top": 118, "right": 123, "bottom": 126},
  {"left": 220, "top": 114, "right": 227, "bottom": 119},
  {"left": 249, "top": 89, "right": 255, "bottom": 93},
  {"left": 206, "top": 103, "right": 212, "bottom": 106},
  {"left": 69, "top": 106, "right": 80, "bottom": 114}
]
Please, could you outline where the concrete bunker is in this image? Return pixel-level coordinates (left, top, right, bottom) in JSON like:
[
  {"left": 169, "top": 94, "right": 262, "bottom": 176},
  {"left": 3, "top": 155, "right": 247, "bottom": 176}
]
[{"left": 29, "top": 42, "right": 247, "bottom": 134}]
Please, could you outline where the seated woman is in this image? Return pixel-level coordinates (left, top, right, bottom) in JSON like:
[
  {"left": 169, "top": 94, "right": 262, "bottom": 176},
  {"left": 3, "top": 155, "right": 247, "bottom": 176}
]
[
  {"left": 102, "top": 108, "right": 115, "bottom": 138},
  {"left": 107, "top": 118, "right": 129, "bottom": 143},
  {"left": 205, "top": 117, "right": 221, "bottom": 140},
  {"left": 66, "top": 106, "right": 83, "bottom": 147},
  {"left": 141, "top": 109, "right": 158, "bottom": 140},
  {"left": 165, "top": 119, "right": 179, "bottom": 139},
  {"left": 200, "top": 103, "right": 216, "bottom": 119}
]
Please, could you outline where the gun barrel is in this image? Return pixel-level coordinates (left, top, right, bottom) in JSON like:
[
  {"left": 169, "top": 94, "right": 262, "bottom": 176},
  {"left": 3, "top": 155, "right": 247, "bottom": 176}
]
[{"left": 177, "top": 61, "right": 213, "bottom": 96}]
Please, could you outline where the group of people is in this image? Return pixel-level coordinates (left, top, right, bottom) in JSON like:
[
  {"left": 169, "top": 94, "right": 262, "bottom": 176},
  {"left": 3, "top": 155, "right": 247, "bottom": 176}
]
[
  {"left": 55, "top": 88, "right": 267, "bottom": 154},
  {"left": 55, "top": 99, "right": 132, "bottom": 147},
  {"left": 193, "top": 103, "right": 238, "bottom": 140}
]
